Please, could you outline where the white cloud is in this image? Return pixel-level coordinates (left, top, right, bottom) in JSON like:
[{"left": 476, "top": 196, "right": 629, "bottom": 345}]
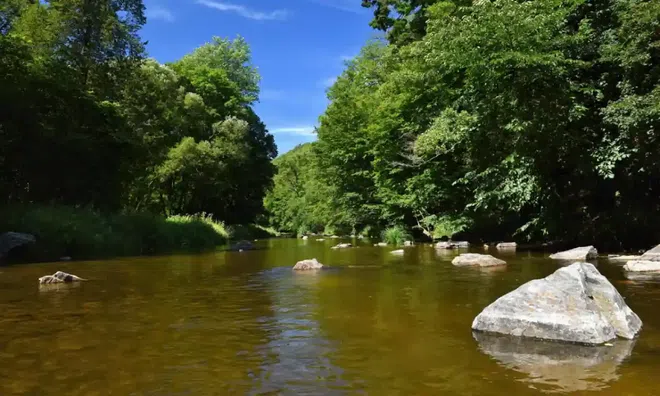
[
  {"left": 146, "top": 5, "right": 175, "bottom": 22},
  {"left": 196, "top": 0, "right": 289, "bottom": 21},
  {"left": 308, "top": 0, "right": 365, "bottom": 14},
  {"left": 270, "top": 126, "right": 317, "bottom": 136}
]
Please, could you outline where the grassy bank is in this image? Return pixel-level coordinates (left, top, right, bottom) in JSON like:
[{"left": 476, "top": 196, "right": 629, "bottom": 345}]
[{"left": 0, "top": 205, "right": 244, "bottom": 263}]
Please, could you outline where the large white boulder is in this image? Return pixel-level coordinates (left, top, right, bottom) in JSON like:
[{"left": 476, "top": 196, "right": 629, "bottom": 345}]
[
  {"left": 452, "top": 253, "right": 506, "bottom": 267},
  {"left": 623, "top": 260, "right": 660, "bottom": 272},
  {"left": 549, "top": 246, "right": 598, "bottom": 261},
  {"left": 472, "top": 262, "right": 642, "bottom": 344}
]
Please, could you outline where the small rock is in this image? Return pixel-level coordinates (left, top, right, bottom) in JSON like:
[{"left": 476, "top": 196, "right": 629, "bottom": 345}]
[
  {"left": 483, "top": 244, "right": 490, "bottom": 249},
  {"left": 331, "top": 243, "right": 352, "bottom": 249},
  {"left": 452, "top": 254, "right": 506, "bottom": 267},
  {"left": 316, "top": 238, "right": 325, "bottom": 241},
  {"left": 623, "top": 260, "right": 660, "bottom": 273},
  {"left": 390, "top": 249, "right": 404, "bottom": 255},
  {"left": 472, "top": 262, "right": 642, "bottom": 344},
  {"left": 302, "top": 235, "right": 309, "bottom": 240},
  {"left": 454, "top": 241, "right": 470, "bottom": 248},
  {"left": 550, "top": 246, "right": 598, "bottom": 261},
  {"left": 374, "top": 242, "right": 388, "bottom": 247},
  {"left": 230, "top": 240, "right": 254, "bottom": 251},
  {"left": 496, "top": 242, "right": 517, "bottom": 249},
  {"left": 435, "top": 241, "right": 456, "bottom": 249},
  {"left": 39, "top": 271, "right": 86, "bottom": 284},
  {"left": 404, "top": 240, "right": 414, "bottom": 246},
  {"left": 293, "top": 258, "right": 324, "bottom": 270}
]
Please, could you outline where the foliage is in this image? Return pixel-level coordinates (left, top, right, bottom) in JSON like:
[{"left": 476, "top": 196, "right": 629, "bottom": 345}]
[
  {"left": 0, "top": 205, "right": 228, "bottom": 262},
  {"left": 381, "top": 226, "right": 412, "bottom": 245},
  {"left": 268, "top": 0, "right": 660, "bottom": 250}
]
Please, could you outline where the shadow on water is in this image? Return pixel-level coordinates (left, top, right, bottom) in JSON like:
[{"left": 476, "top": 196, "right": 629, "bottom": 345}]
[{"left": 473, "top": 332, "right": 636, "bottom": 393}]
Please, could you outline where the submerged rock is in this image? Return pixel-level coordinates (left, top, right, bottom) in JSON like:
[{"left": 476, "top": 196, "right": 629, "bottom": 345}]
[
  {"left": 496, "top": 242, "right": 517, "bottom": 249},
  {"left": 330, "top": 243, "right": 352, "bottom": 249},
  {"left": 452, "top": 253, "right": 506, "bottom": 267},
  {"left": 229, "top": 240, "right": 254, "bottom": 251},
  {"left": 316, "top": 238, "right": 325, "bottom": 242},
  {"left": 550, "top": 246, "right": 598, "bottom": 261},
  {"left": 374, "top": 242, "right": 388, "bottom": 247},
  {"left": 0, "top": 232, "right": 36, "bottom": 258},
  {"left": 390, "top": 249, "right": 404, "bottom": 255},
  {"left": 293, "top": 258, "right": 324, "bottom": 270},
  {"left": 473, "top": 332, "right": 636, "bottom": 393},
  {"left": 435, "top": 241, "right": 456, "bottom": 249},
  {"left": 472, "top": 262, "right": 642, "bottom": 344},
  {"left": 39, "top": 271, "right": 86, "bottom": 284}
]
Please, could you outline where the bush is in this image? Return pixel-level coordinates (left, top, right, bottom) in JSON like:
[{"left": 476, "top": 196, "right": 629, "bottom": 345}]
[
  {"left": 381, "top": 225, "right": 413, "bottom": 245},
  {"left": 0, "top": 205, "right": 229, "bottom": 262}
]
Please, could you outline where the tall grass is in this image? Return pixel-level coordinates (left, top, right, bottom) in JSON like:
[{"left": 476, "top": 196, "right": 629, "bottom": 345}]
[
  {"left": 0, "top": 205, "right": 229, "bottom": 262},
  {"left": 381, "top": 225, "right": 413, "bottom": 245}
]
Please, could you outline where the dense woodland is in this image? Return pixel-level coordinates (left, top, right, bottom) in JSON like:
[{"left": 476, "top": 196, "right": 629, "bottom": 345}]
[
  {"left": 266, "top": 0, "right": 660, "bottom": 250},
  {"left": 0, "top": 0, "right": 276, "bottom": 225}
]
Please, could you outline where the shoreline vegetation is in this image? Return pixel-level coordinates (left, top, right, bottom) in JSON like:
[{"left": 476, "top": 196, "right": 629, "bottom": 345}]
[{"left": 0, "top": 205, "right": 277, "bottom": 263}]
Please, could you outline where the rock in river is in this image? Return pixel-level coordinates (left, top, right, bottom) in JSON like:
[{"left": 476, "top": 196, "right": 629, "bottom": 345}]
[
  {"left": 472, "top": 262, "right": 642, "bottom": 344},
  {"left": 623, "top": 260, "right": 660, "bottom": 273},
  {"left": 293, "top": 258, "right": 324, "bottom": 270},
  {"left": 330, "top": 243, "right": 352, "bottom": 249},
  {"left": 496, "top": 242, "right": 517, "bottom": 249},
  {"left": 550, "top": 246, "right": 598, "bottom": 261},
  {"left": 452, "top": 253, "right": 506, "bottom": 267},
  {"left": 39, "top": 271, "right": 86, "bottom": 284},
  {"left": 390, "top": 249, "right": 404, "bottom": 255},
  {"left": 435, "top": 241, "right": 456, "bottom": 249},
  {"left": 623, "top": 244, "right": 660, "bottom": 273}
]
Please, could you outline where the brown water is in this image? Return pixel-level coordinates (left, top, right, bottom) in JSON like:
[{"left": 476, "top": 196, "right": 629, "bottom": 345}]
[{"left": 1, "top": 238, "right": 660, "bottom": 395}]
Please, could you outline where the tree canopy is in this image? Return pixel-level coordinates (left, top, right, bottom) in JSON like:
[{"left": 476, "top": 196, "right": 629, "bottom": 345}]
[
  {"left": 268, "top": 0, "right": 660, "bottom": 249},
  {"left": 0, "top": 1, "right": 276, "bottom": 224}
]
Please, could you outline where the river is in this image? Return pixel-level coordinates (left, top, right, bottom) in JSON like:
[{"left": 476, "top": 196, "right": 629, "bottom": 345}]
[{"left": 1, "top": 238, "right": 659, "bottom": 395}]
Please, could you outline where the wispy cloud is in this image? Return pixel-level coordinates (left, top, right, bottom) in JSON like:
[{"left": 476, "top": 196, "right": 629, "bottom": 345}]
[
  {"left": 320, "top": 76, "right": 337, "bottom": 88},
  {"left": 270, "top": 126, "right": 317, "bottom": 136},
  {"left": 196, "top": 0, "right": 289, "bottom": 21},
  {"left": 146, "top": 5, "right": 175, "bottom": 22},
  {"left": 307, "top": 0, "right": 366, "bottom": 14}
]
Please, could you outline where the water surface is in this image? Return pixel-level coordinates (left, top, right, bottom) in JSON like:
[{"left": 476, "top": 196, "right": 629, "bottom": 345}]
[{"left": 1, "top": 238, "right": 659, "bottom": 395}]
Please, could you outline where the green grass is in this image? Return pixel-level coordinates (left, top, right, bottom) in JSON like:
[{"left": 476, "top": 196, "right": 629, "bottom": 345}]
[
  {"left": 381, "top": 225, "right": 413, "bottom": 245},
  {"left": 0, "top": 205, "right": 229, "bottom": 262}
]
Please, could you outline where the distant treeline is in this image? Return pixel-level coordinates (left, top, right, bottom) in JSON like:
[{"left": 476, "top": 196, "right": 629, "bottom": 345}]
[{"left": 265, "top": 0, "right": 660, "bottom": 250}]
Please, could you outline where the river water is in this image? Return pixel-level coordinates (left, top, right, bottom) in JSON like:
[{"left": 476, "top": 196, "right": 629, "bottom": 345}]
[{"left": 1, "top": 238, "right": 659, "bottom": 395}]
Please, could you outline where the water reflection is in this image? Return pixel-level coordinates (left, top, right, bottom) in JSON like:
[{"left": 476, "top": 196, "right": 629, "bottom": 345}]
[
  {"left": 249, "top": 268, "right": 347, "bottom": 395},
  {"left": 473, "top": 332, "right": 636, "bottom": 393}
]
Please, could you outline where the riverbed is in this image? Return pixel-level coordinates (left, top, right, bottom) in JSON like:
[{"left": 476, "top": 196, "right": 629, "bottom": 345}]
[{"left": 1, "top": 238, "right": 659, "bottom": 395}]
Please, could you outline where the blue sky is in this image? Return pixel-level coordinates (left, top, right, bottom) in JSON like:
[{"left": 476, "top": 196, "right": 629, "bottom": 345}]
[{"left": 140, "top": 0, "right": 376, "bottom": 155}]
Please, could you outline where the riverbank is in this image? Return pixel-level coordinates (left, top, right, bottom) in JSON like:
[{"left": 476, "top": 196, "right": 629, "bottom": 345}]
[{"left": 0, "top": 205, "right": 277, "bottom": 263}]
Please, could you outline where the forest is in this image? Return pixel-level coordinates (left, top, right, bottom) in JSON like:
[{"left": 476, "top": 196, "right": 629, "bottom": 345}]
[
  {"left": 265, "top": 0, "right": 660, "bottom": 250},
  {"left": 0, "top": 0, "right": 276, "bottom": 259}
]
